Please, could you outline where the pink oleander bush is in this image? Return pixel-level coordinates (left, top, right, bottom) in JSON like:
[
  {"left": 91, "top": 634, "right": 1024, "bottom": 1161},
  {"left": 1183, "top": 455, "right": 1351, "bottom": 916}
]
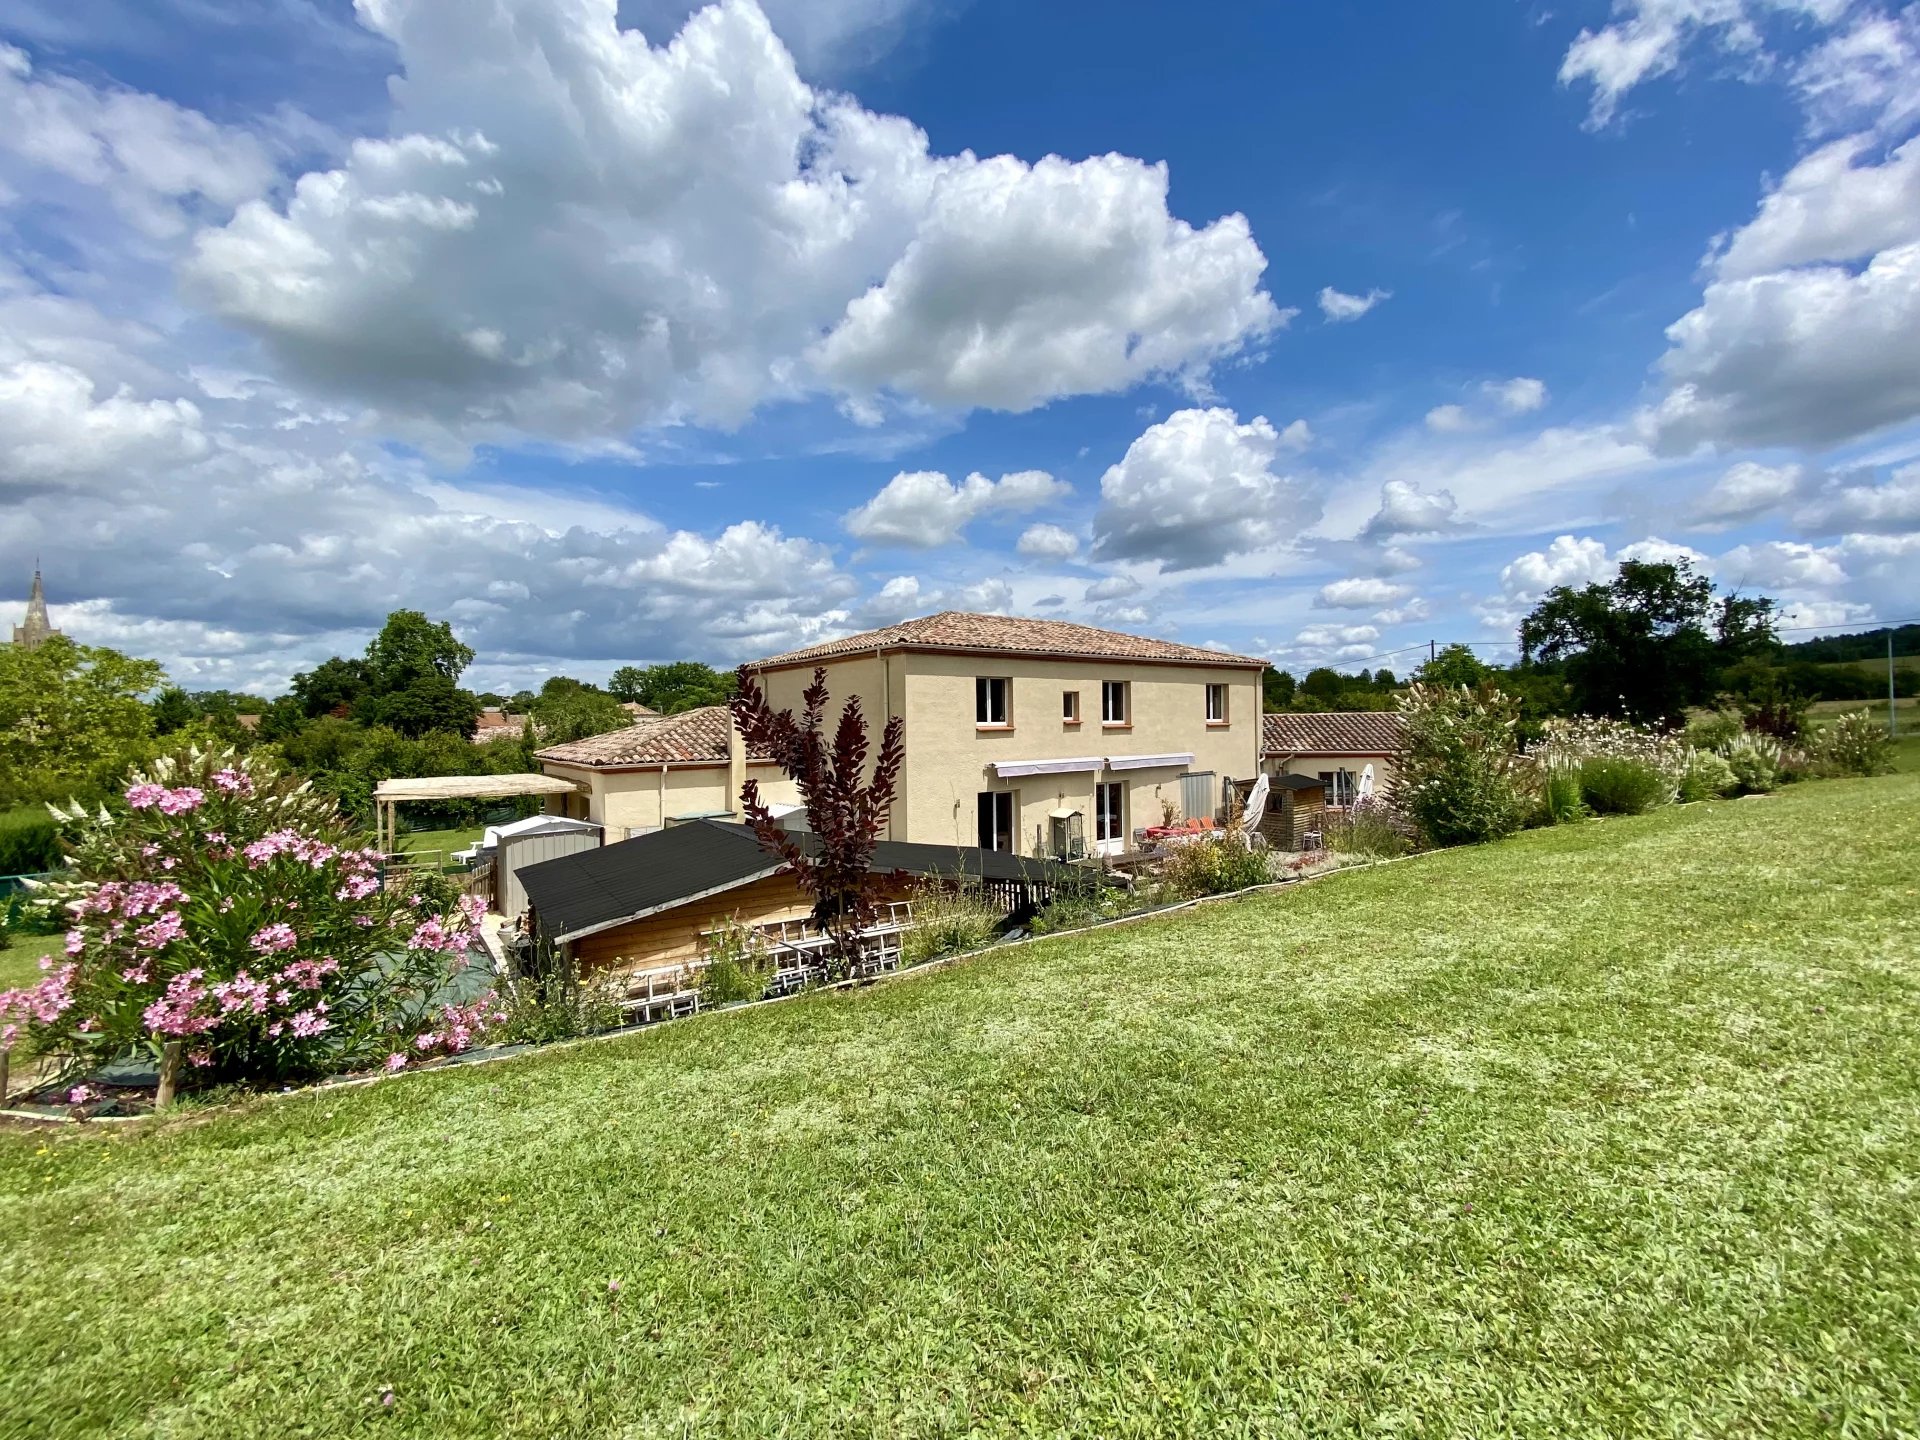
[{"left": 0, "top": 745, "right": 503, "bottom": 1094}]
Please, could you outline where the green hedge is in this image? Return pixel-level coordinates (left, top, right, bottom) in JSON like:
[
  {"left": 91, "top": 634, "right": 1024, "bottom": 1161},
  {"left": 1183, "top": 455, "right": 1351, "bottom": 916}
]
[{"left": 0, "top": 806, "right": 61, "bottom": 876}]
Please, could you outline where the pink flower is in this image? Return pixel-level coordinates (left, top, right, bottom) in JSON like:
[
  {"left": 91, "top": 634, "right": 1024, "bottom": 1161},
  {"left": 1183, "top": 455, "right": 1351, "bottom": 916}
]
[
  {"left": 211, "top": 768, "right": 253, "bottom": 796},
  {"left": 120, "top": 961, "right": 152, "bottom": 984},
  {"left": 289, "top": 1008, "right": 331, "bottom": 1038},
  {"left": 188, "top": 1048, "right": 212, "bottom": 1067},
  {"left": 158, "top": 787, "right": 204, "bottom": 815},
  {"left": 1, "top": 1023, "right": 17, "bottom": 1048},
  {"left": 280, "top": 956, "right": 339, "bottom": 990},
  {"left": 134, "top": 910, "right": 185, "bottom": 950},
  {"left": 335, "top": 874, "right": 378, "bottom": 901},
  {"left": 243, "top": 830, "right": 304, "bottom": 868},
  {"left": 125, "top": 783, "right": 167, "bottom": 810},
  {"left": 385, "top": 1053, "right": 408, "bottom": 1071},
  {"left": 249, "top": 923, "right": 298, "bottom": 954},
  {"left": 0, "top": 964, "right": 78, "bottom": 1027},
  {"left": 406, "top": 918, "right": 467, "bottom": 955},
  {"left": 212, "top": 971, "right": 272, "bottom": 1017},
  {"left": 218, "top": 896, "right": 235, "bottom": 913},
  {"left": 64, "top": 929, "right": 85, "bottom": 957},
  {"left": 68, "top": 1085, "right": 97, "bottom": 1105},
  {"left": 142, "top": 970, "right": 217, "bottom": 1037}
]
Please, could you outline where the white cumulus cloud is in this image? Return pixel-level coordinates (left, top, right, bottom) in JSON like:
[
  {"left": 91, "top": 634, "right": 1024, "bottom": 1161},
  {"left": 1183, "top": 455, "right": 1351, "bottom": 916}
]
[
  {"left": 1090, "top": 406, "right": 1318, "bottom": 571},
  {"left": 1015, "top": 522, "right": 1080, "bottom": 559},
  {"left": 1315, "top": 577, "right": 1413, "bottom": 609},
  {"left": 843, "top": 468, "right": 1066, "bottom": 547},
  {"left": 1318, "top": 285, "right": 1390, "bottom": 322},
  {"left": 183, "top": 0, "right": 1282, "bottom": 444}
]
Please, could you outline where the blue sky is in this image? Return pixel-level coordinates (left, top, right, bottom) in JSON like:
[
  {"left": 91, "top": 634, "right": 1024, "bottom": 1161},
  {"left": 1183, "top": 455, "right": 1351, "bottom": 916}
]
[{"left": 2, "top": 0, "right": 1917, "bottom": 693}]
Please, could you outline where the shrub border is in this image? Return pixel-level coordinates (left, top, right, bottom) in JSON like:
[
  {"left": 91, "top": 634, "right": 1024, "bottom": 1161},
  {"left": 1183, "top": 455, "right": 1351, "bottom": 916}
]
[{"left": 1, "top": 851, "right": 1415, "bottom": 1127}]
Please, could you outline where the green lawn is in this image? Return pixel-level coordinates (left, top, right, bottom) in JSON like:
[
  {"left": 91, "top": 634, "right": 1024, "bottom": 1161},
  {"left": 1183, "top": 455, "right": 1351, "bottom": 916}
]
[
  {"left": 4, "top": 776, "right": 1919, "bottom": 1436},
  {"left": 0, "top": 928, "right": 64, "bottom": 991},
  {"left": 395, "top": 823, "right": 485, "bottom": 866}
]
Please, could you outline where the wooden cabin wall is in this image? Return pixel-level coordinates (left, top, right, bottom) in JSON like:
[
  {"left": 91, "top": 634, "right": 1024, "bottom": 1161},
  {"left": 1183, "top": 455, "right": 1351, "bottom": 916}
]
[{"left": 570, "top": 872, "right": 922, "bottom": 976}]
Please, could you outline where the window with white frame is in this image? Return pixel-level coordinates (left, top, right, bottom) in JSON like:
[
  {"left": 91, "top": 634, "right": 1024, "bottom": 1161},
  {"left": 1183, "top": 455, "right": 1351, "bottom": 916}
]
[
  {"left": 1318, "top": 769, "right": 1355, "bottom": 806},
  {"left": 1101, "top": 680, "right": 1130, "bottom": 725},
  {"left": 975, "top": 676, "right": 1011, "bottom": 727},
  {"left": 1205, "top": 682, "right": 1228, "bottom": 724},
  {"left": 1062, "top": 689, "right": 1081, "bottom": 724},
  {"left": 1095, "top": 781, "right": 1124, "bottom": 844}
]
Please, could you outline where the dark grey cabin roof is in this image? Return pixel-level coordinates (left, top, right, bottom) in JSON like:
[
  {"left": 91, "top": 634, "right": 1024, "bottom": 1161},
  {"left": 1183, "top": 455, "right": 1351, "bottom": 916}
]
[{"left": 517, "top": 819, "right": 1064, "bottom": 942}]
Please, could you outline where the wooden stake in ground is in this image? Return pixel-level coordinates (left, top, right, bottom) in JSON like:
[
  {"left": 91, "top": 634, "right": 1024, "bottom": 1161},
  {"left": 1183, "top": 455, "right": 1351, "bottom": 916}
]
[
  {"left": 155, "top": 1041, "right": 183, "bottom": 1110},
  {"left": 0, "top": 1046, "right": 9, "bottom": 1107}
]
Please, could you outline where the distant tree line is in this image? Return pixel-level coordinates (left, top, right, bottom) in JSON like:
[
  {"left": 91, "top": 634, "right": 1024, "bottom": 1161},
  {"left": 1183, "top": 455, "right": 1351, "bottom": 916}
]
[{"left": 1264, "top": 556, "right": 1902, "bottom": 741}]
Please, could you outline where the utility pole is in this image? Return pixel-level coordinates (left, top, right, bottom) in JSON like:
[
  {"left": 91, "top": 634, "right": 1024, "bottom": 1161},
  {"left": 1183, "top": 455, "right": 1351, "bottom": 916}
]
[
  {"left": 1892, "top": 632, "right": 1900, "bottom": 738},
  {"left": 1429, "top": 639, "right": 1436, "bottom": 664}
]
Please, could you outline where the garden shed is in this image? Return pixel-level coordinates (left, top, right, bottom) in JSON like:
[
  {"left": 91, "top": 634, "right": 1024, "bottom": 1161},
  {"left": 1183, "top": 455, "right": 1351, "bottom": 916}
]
[{"left": 1233, "top": 773, "right": 1328, "bottom": 850}]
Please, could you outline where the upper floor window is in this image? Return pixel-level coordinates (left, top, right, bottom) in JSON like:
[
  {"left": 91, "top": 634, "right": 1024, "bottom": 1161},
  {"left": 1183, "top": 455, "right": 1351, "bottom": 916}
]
[
  {"left": 1062, "top": 689, "right": 1082, "bottom": 724},
  {"left": 976, "top": 676, "right": 1011, "bottom": 728},
  {"left": 1205, "top": 683, "right": 1228, "bottom": 725},
  {"left": 1101, "top": 680, "right": 1130, "bottom": 726}
]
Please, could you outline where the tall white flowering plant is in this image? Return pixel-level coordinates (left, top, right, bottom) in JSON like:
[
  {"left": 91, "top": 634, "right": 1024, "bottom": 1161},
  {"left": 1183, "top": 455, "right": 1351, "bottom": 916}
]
[
  {"left": 0, "top": 746, "right": 498, "bottom": 1094},
  {"left": 1389, "top": 683, "right": 1527, "bottom": 848}
]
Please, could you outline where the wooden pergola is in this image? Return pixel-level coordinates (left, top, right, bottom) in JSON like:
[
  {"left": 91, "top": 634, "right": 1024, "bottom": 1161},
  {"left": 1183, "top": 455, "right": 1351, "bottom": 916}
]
[{"left": 371, "top": 773, "right": 581, "bottom": 855}]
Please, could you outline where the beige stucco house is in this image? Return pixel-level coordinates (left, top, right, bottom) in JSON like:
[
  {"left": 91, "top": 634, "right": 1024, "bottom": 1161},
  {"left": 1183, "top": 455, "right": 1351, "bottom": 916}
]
[
  {"left": 1260, "top": 711, "right": 1405, "bottom": 806},
  {"left": 535, "top": 707, "right": 800, "bottom": 841},
  {"left": 744, "top": 612, "right": 1266, "bottom": 856}
]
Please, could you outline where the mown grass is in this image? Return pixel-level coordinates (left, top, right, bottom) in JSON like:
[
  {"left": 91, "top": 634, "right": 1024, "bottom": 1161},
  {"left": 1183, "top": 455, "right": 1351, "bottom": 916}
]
[
  {"left": 0, "top": 928, "right": 63, "bottom": 990},
  {"left": 395, "top": 824, "right": 485, "bottom": 869},
  {"left": 3, "top": 776, "right": 1918, "bottom": 1437}
]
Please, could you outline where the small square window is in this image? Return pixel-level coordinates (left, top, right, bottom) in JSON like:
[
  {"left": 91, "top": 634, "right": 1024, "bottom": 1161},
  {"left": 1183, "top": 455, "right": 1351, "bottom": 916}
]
[
  {"left": 1062, "top": 690, "right": 1081, "bottom": 723},
  {"left": 975, "top": 676, "right": 1011, "bottom": 727}
]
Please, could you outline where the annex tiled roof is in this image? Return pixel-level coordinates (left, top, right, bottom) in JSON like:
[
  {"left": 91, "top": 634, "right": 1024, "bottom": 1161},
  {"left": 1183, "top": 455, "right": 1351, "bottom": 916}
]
[
  {"left": 536, "top": 706, "right": 761, "bottom": 769},
  {"left": 748, "top": 611, "right": 1266, "bottom": 670},
  {"left": 1261, "top": 710, "right": 1405, "bottom": 756}
]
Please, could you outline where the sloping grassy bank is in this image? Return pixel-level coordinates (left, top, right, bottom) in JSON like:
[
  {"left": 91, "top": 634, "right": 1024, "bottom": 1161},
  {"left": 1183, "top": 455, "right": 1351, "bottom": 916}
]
[{"left": 3, "top": 776, "right": 1917, "bottom": 1437}]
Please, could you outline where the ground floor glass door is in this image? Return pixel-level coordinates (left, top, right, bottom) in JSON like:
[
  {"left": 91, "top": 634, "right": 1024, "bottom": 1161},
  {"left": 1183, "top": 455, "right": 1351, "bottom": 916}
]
[
  {"left": 977, "top": 791, "right": 1015, "bottom": 852},
  {"left": 1095, "top": 781, "right": 1124, "bottom": 853}
]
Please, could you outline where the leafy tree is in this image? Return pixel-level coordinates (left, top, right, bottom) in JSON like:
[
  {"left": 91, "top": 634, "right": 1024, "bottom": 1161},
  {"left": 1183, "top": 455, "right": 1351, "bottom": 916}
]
[
  {"left": 475, "top": 691, "right": 506, "bottom": 707},
  {"left": 619, "top": 660, "right": 736, "bottom": 714},
  {"left": 508, "top": 690, "right": 538, "bottom": 712},
  {"left": 1301, "top": 668, "right": 1346, "bottom": 702},
  {"left": 357, "top": 673, "right": 481, "bottom": 742},
  {"left": 0, "top": 636, "right": 162, "bottom": 808},
  {"left": 1518, "top": 559, "right": 1770, "bottom": 728},
  {"left": 290, "top": 657, "right": 371, "bottom": 719},
  {"left": 365, "top": 611, "right": 474, "bottom": 691},
  {"left": 533, "top": 687, "right": 631, "bottom": 743},
  {"left": 1262, "top": 666, "right": 1296, "bottom": 711},
  {"left": 254, "top": 695, "right": 311, "bottom": 744},
  {"left": 606, "top": 665, "right": 648, "bottom": 703},
  {"left": 151, "top": 686, "right": 197, "bottom": 736},
  {"left": 732, "top": 666, "right": 905, "bottom": 978},
  {"left": 1416, "top": 644, "right": 1492, "bottom": 690},
  {"left": 349, "top": 611, "right": 482, "bottom": 739}
]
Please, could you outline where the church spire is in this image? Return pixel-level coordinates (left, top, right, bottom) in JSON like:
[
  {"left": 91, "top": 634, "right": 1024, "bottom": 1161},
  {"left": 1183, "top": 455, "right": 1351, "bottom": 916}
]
[{"left": 11, "top": 565, "right": 63, "bottom": 651}]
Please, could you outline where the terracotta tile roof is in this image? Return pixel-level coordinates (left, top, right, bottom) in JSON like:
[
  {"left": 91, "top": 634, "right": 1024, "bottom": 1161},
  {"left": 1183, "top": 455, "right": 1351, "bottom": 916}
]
[
  {"left": 1261, "top": 710, "right": 1405, "bottom": 756},
  {"left": 748, "top": 611, "right": 1266, "bottom": 670},
  {"left": 536, "top": 707, "right": 761, "bottom": 769}
]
